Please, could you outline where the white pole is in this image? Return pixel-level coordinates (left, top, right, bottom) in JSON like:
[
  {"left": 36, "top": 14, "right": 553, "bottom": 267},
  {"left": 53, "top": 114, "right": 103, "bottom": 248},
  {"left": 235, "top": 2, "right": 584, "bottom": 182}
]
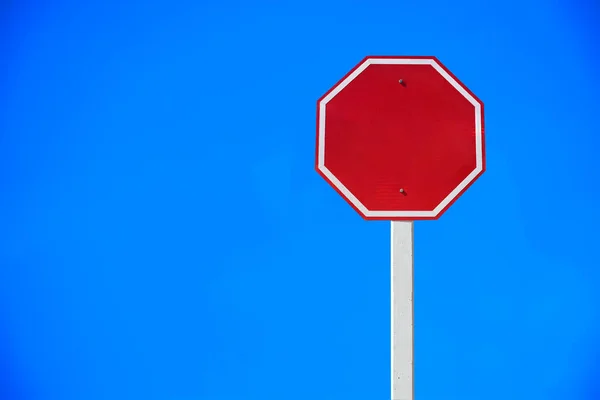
[{"left": 391, "top": 221, "right": 414, "bottom": 400}]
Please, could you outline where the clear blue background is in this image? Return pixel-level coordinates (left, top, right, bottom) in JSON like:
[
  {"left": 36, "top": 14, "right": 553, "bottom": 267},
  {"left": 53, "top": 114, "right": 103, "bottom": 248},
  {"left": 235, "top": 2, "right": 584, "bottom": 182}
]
[{"left": 1, "top": 1, "right": 599, "bottom": 399}]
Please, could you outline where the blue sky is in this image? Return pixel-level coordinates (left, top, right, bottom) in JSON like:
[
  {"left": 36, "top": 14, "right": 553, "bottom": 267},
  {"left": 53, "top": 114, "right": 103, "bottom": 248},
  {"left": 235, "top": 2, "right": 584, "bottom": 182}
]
[{"left": 1, "top": 1, "right": 599, "bottom": 399}]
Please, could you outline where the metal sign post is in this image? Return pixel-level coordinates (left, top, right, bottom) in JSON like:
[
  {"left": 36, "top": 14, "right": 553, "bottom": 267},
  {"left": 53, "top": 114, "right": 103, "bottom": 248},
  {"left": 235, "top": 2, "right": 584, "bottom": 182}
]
[{"left": 316, "top": 56, "right": 485, "bottom": 400}]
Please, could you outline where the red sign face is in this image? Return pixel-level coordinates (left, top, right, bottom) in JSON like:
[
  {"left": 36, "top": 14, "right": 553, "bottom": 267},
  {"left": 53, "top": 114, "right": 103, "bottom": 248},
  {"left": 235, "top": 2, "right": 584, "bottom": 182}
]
[{"left": 316, "top": 56, "right": 485, "bottom": 220}]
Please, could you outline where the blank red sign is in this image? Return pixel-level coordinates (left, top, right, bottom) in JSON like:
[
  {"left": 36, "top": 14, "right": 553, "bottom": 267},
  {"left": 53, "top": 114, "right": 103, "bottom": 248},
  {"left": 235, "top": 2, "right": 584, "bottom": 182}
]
[{"left": 316, "top": 56, "right": 485, "bottom": 220}]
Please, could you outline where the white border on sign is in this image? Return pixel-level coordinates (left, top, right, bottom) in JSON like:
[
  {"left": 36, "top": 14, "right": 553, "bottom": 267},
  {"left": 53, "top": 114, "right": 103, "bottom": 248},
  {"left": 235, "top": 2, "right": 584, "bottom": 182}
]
[{"left": 317, "top": 57, "right": 484, "bottom": 219}]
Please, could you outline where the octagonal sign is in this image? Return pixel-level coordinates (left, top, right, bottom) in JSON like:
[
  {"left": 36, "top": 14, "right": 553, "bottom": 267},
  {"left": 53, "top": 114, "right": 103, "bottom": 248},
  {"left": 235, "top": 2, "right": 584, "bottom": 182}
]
[{"left": 316, "top": 56, "right": 485, "bottom": 220}]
